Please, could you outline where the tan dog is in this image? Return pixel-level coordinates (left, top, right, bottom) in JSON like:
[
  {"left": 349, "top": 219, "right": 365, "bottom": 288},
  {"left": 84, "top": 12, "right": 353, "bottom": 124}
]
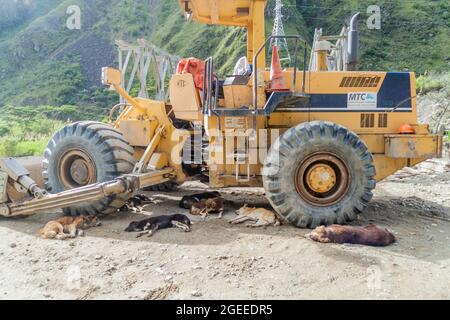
[
  {"left": 38, "top": 216, "right": 101, "bottom": 240},
  {"left": 306, "top": 224, "right": 396, "bottom": 247},
  {"left": 229, "top": 205, "right": 280, "bottom": 227},
  {"left": 190, "top": 197, "right": 224, "bottom": 219}
]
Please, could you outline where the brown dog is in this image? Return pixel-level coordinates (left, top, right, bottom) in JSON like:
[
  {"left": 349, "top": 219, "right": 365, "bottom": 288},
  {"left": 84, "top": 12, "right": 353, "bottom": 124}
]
[
  {"left": 306, "top": 224, "right": 396, "bottom": 247},
  {"left": 229, "top": 205, "right": 280, "bottom": 227},
  {"left": 190, "top": 197, "right": 224, "bottom": 219},
  {"left": 38, "top": 216, "right": 101, "bottom": 240}
]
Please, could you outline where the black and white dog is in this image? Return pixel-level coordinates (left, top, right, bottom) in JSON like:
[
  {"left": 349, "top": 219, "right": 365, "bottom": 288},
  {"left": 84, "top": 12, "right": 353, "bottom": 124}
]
[
  {"left": 120, "top": 194, "right": 154, "bottom": 213},
  {"left": 125, "top": 214, "right": 191, "bottom": 237},
  {"left": 179, "top": 191, "right": 221, "bottom": 209}
]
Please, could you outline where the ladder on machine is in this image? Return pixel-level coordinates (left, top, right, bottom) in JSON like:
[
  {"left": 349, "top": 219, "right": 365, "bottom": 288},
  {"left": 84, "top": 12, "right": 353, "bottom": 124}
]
[{"left": 234, "top": 124, "right": 252, "bottom": 183}]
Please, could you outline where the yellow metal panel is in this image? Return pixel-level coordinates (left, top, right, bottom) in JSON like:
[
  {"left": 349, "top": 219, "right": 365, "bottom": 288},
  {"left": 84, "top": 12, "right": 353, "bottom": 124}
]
[
  {"left": 101, "top": 67, "right": 122, "bottom": 86},
  {"left": 385, "top": 134, "right": 442, "bottom": 159},
  {"left": 169, "top": 74, "right": 203, "bottom": 121},
  {"left": 179, "top": 0, "right": 267, "bottom": 27},
  {"left": 267, "top": 112, "right": 418, "bottom": 134},
  {"left": 113, "top": 96, "right": 190, "bottom": 183},
  {"left": 308, "top": 71, "right": 386, "bottom": 94},
  {"left": 138, "top": 99, "right": 190, "bottom": 183},
  {"left": 358, "top": 134, "right": 385, "bottom": 154},
  {"left": 223, "top": 85, "right": 253, "bottom": 108},
  {"left": 275, "top": 70, "right": 387, "bottom": 94},
  {"left": 373, "top": 155, "right": 408, "bottom": 181},
  {"left": 148, "top": 153, "right": 169, "bottom": 170},
  {"left": 117, "top": 119, "right": 156, "bottom": 147}
]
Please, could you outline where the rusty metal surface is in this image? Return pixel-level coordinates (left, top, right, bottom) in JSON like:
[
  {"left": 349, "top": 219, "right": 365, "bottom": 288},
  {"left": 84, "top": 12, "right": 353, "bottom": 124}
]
[{"left": 59, "top": 149, "right": 97, "bottom": 189}]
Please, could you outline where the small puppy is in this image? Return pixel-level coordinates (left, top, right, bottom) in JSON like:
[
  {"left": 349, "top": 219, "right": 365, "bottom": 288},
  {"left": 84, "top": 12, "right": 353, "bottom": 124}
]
[
  {"left": 179, "top": 191, "right": 221, "bottom": 209},
  {"left": 38, "top": 216, "right": 101, "bottom": 240},
  {"left": 229, "top": 204, "right": 280, "bottom": 227},
  {"left": 306, "top": 224, "right": 396, "bottom": 247},
  {"left": 190, "top": 197, "right": 224, "bottom": 219},
  {"left": 125, "top": 214, "right": 191, "bottom": 237}
]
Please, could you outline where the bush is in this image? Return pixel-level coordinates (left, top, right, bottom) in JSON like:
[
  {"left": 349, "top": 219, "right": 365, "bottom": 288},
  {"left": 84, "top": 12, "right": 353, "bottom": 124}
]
[
  {"left": 0, "top": 105, "right": 74, "bottom": 157},
  {"left": 417, "top": 75, "right": 445, "bottom": 94},
  {"left": 0, "top": 123, "right": 10, "bottom": 137},
  {"left": 0, "top": 139, "right": 19, "bottom": 157}
]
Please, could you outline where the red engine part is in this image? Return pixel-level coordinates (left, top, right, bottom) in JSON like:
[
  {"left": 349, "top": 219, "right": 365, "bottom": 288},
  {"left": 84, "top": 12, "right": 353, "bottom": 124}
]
[{"left": 176, "top": 58, "right": 205, "bottom": 90}]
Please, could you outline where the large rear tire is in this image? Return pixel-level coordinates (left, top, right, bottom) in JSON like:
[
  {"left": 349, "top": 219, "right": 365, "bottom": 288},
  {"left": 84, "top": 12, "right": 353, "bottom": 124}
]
[
  {"left": 43, "top": 121, "right": 136, "bottom": 216},
  {"left": 263, "top": 121, "right": 376, "bottom": 228}
]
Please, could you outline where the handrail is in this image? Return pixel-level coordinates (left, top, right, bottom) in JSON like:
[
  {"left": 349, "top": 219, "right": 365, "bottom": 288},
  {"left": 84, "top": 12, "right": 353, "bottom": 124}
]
[
  {"left": 252, "top": 35, "right": 308, "bottom": 111},
  {"left": 202, "top": 56, "right": 216, "bottom": 115}
]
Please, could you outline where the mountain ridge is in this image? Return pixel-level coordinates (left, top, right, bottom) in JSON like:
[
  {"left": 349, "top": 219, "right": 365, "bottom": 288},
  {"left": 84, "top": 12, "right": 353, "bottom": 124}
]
[{"left": 0, "top": 0, "right": 448, "bottom": 107}]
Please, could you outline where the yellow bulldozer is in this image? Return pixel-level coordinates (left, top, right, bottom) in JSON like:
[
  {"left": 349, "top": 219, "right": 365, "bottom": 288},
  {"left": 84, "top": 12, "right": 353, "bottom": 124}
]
[{"left": 0, "top": 0, "right": 443, "bottom": 228}]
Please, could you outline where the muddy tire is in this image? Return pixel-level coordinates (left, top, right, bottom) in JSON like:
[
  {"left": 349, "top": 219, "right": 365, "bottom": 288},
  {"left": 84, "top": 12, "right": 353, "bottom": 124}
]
[
  {"left": 263, "top": 121, "right": 376, "bottom": 228},
  {"left": 43, "top": 121, "right": 136, "bottom": 216}
]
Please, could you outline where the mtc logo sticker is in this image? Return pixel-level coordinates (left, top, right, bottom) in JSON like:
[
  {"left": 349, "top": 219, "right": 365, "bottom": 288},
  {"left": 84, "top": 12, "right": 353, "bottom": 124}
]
[{"left": 348, "top": 92, "right": 377, "bottom": 108}]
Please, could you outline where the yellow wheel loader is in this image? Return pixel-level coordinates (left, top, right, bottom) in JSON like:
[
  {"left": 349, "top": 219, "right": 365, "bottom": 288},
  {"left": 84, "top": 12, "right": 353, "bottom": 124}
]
[{"left": 0, "top": 0, "right": 442, "bottom": 228}]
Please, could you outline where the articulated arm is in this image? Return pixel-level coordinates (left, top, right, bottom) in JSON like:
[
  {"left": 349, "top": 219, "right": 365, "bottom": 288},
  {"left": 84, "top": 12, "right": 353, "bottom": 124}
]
[{"left": 0, "top": 158, "right": 174, "bottom": 217}]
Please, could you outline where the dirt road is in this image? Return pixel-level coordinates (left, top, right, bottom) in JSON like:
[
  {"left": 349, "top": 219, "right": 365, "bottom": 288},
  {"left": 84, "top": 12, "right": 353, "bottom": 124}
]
[{"left": 0, "top": 159, "right": 449, "bottom": 300}]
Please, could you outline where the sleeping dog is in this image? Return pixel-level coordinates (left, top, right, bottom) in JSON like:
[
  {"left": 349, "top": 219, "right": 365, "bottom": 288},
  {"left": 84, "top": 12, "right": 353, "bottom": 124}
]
[
  {"left": 179, "top": 191, "right": 221, "bottom": 209},
  {"left": 190, "top": 197, "right": 224, "bottom": 219},
  {"left": 38, "top": 216, "right": 101, "bottom": 240},
  {"left": 125, "top": 214, "right": 191, "bottom": 237},
  {"left": 306, "top": 224, "right": 396, "bottom": 247},
  {"left": 120, "top": 194, "right": 154, "bottom": 213}
]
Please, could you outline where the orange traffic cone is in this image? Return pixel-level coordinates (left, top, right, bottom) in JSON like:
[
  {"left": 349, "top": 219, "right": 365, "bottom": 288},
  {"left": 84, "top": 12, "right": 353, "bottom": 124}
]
[{"left": 269, "top": 45, "right": 289, "bottom": 91}]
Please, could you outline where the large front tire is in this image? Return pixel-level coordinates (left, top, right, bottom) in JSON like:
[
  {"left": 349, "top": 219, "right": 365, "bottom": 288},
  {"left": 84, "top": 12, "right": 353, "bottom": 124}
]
[
  {"left": 263, "top": 121, "right": 376, "bottom": 228},
  {"left": 43, "top": 121, "right": 136, "bottom": 216}
]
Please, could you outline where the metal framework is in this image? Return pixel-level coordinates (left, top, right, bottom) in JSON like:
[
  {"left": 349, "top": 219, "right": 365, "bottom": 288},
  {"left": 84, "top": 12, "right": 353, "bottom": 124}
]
[
  {"left": 116, "top": 39, "right": 180, "bottom": 102},
  {"left": 269, "top": 0, "right": 291, "bottom": 64},
  {"left": 309, "top": 26, "right": 349, "bottom": 72}
]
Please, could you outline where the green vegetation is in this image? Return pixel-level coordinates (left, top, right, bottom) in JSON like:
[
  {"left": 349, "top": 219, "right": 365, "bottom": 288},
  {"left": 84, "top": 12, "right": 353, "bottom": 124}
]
[
  {"left": 444, "top": 130, "right": 450, "bottom": 143},
  {"left": 0, "top": 0, "right": 449, "bottom": 157},
  {"left": 0, "top": 105, "right": 108, "bottom": 157},
  {"left": 0, "top": 113, "right": 64, "bottom": 157},
  {"left": 296, "top": 0, "right": 450, "bottom": 72},
  {"left": 1, "top": 0, "right": 448, "bottom": 108},
  {"left": 417, "top": 72, "right": 450, "bottom": 94}
]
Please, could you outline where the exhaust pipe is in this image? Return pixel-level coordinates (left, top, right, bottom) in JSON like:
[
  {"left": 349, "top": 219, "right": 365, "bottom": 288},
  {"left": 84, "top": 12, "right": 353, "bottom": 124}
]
[{"left": 347, "top": 12, "right": 360, "bottom": 71}]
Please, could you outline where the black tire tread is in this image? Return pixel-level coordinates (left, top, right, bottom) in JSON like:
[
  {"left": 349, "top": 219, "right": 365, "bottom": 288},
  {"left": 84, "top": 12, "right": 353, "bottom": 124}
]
[
  {"left": 43, "top": 121, "right": 136, "bottom": 216},
  {"left": 263, "top": 121, "right": 376, "bottom": 228}
]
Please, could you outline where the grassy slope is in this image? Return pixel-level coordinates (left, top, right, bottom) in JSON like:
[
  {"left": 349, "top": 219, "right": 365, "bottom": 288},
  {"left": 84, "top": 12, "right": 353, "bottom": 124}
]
[
  {"left": 0, "top": 0, "right": 449, "bottom": 157},
  {"left": 297, "top": 0, "right": 450, "bottom": 72},
  {"left": 151, "top": 0, "right": 309, "bottom": 75},
  {"left": 0, "top": 0, "right": 159, "bottom": 107},
  {"left": 0, "top": 0, "right": 449, "bottom": 107}
]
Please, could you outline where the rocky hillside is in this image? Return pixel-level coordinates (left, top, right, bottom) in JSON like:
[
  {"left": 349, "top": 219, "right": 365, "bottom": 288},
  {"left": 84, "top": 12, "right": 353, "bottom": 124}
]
[{"left": 0, "top": 0, "right": 449, "bottom": 108}]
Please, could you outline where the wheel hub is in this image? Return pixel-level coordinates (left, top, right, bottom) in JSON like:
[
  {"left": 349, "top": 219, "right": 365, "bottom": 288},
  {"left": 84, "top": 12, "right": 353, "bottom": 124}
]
[
  {"left": 306, "top": 163, "right": 337, "bottom": 193},
  {"left": 70, "top": 158, "right": 91, "bottom": 185},
  {"left": 59, "top": 149, "right": 96, "bottom": 189},
  {"left": 295, "top": 153, "right": 350, "bottom": 207}
]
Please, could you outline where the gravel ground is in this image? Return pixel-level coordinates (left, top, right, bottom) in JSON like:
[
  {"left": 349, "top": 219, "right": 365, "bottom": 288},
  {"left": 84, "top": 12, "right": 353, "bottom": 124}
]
[{"left": 0, "top": 158, "right": 449, "bottom": 300}]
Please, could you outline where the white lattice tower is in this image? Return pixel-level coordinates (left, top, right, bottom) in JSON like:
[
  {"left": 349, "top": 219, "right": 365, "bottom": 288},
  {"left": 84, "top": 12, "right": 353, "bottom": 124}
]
[{"left": 270, "top": 0, "right": 291, "bottom": 64}]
